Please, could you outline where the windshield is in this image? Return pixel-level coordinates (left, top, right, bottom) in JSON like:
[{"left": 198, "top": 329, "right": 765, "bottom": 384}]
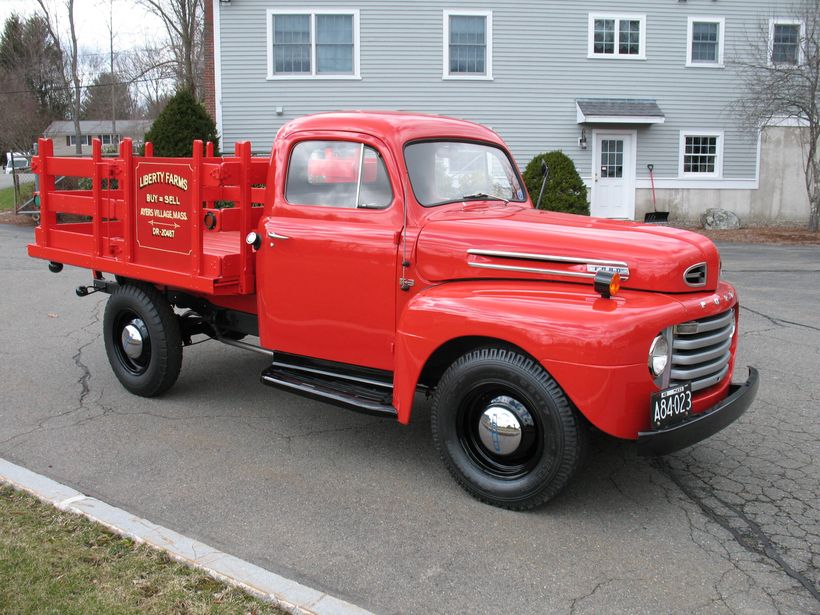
[{"left": 405, "top": 141, "right": 526, "bottom": 207}]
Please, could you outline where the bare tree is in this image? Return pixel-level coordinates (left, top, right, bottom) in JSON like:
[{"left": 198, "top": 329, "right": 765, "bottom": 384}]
[
  {"left": 36, "top": 0, "right": 83, "bottom": 154},
  {"left": 119, "top": 42, "right": 176, "bottom": 118},
  {"left": 139, "top": 0, "right": 203, "bottom": 98},
  {"left": 735, "top": 0, "right": 820, "bottom": 231}
]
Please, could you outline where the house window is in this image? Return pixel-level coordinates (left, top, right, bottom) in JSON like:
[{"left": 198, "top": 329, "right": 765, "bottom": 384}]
[
  {"left": 679, "top": 132, "right": 723, "bottom": 177},
  {"left": 266, "top": 10, "right": 360, "bottom": 79},
  {"left": 600, "top": 139, "right": 624, "bottom": 178},
  {"left": 588, "top": 14, "right": 646, "bottom": 59},
  {"left": 316, "top": 14, "right": 354, "bottom": 73},
  {"left": 66, "top": 135, "right": 92, "bottom": 146},
  {"left": 100, "top": 134, "right": 120, "bottom": 145},
  {"left": 687, "top": 17, "right": 724, "bottom": 67},
  {"left": 272, "top": 14, "right": 311, "bottom": 74},
  {"left": 443, "top": 11, "right": 492, "bottom": 79},
  {"left": 286, "top": 140, "right": 393, "bottom": 209},
  {"left": 770, "top": 20, "right": 802, "bottom": 65}
]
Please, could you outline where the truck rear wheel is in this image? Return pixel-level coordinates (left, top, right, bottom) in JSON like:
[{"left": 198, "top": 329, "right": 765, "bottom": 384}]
[
  {"left": 103, "top": 283, "right": 182, "bottom": 397},
  {"left": 431, "top": 347, "right": 587, "bottom": 510}
]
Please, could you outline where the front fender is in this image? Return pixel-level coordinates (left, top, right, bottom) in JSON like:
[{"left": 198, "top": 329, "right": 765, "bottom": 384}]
[{"left": 393, "top": 280, "right": 689, "bottom": 426}]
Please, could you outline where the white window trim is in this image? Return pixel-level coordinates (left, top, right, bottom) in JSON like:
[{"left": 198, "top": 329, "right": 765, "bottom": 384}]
[
  {"left": 768, "top": 18, "right": 805, "bottom": 67},
  {"left": 442, "top": 10, "right": 493, "bottom": 80},
  {"left": 686, "top": 16, "right": 725, "bottom": 68},
  {"left": 678, "top": 130, "right": 724, "bottom": 178},
  {"left": 587, "top": 14, "right": 646, "bottom": 60},
  {"left": 266, "top": 8, "right": 361, "bottom": 80},
  {"left": 68, "top": 135, "right": 92, "bottom": 146}
]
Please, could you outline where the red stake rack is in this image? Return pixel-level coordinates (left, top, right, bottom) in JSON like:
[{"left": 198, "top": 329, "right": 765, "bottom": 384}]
[{"left": 28, "top": 138, "right": 268, "bottom": 296}]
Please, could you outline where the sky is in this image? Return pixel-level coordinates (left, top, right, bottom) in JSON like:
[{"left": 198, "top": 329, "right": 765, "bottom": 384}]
[{"left": 0, "top": 0, "right": 165, "bottom": 56}]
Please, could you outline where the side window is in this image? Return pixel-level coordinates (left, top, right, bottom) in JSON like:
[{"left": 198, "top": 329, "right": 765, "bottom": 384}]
[
  {"left": 770, "top": 20, "right": 802, "bottom": 65},
  {"left": 286, "top": 140, "right": 393, "bottom": 209},
  {"left": 679, "top": 132, "right": 722, "bottom": 177},
  {"left": 267, "top": 11, "right": 360, "bottom": 79},
  {"left": 686, "top": 17, "right": 725, "bottom": 67},
  {"left": 588, "top": 14, "right": 646, "bottom": 59},
  {"left": 443, "top": 11, "right": 492, "bottom": 79}
]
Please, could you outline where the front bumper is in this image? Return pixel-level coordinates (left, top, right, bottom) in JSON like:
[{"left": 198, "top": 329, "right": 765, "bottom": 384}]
[{"left": 637, "top": 367, "right": 759, "bottom": 456}]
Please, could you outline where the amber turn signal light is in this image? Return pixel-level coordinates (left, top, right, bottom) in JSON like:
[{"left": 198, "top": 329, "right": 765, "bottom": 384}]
[{"left": 593, "top": 271, "right": 620, "bottom": 299}]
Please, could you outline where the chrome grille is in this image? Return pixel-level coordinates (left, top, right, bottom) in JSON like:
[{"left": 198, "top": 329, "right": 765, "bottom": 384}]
[
  {"left": 684, "top": 263, "right": 707, "bottom": 287},
  {"left": 671, "top": 309, "right": 734, "bottom": 392}
]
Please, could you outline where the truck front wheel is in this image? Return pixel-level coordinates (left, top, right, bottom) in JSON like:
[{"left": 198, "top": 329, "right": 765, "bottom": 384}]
[
  {"left": 431, "top": 348, "right": 587, "bottom": 510},
  {"left": 103, "top": 283, "right": 182, "bottom": 397}
]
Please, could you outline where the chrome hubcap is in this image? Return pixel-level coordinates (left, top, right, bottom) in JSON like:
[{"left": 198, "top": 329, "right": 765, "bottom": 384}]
[
  {"left": 121, "top": 323, "right": 144, "bottom": 359},
  {"left": 478, "top": 402, "right": 523, "bottom": 456},
  {"left": 458, "top": 389, "right": 541, "bottom": 480}
]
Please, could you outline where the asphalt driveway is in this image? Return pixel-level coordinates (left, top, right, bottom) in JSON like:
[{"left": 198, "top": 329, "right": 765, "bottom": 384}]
[{"left": 0, "top": 224, "right": 817, "bottom": 614}]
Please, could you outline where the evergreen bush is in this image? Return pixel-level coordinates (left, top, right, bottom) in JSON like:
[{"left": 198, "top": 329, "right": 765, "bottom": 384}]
[
  {"left": 143, "top": 90, "right": 219, "bottom": 157},
  {"left": 522, "top": 151, "right": 589, "bottom": 215}
]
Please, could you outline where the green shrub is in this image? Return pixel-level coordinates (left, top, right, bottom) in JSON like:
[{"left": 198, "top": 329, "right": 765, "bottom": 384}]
[
  {"left": 522, "top": 151, "right": 589, "bottom": 215},
  {"left": 143, "top": 90, "right": 219, "bottom": 157}
]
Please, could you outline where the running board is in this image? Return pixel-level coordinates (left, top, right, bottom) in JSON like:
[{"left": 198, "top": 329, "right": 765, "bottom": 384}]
[{"left": 261, "top": 361, "right": 397, "bottom": 419}]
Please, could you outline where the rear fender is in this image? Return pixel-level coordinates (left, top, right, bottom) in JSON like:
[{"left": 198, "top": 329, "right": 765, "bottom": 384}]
[{"left": 393, "top": 281, "right": 687, "bottom": 426}]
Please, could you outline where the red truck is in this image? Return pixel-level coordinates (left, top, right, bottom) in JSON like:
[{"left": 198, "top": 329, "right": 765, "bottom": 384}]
[{"left": 28, "top": 112, "right": 758, "bottom": 509}]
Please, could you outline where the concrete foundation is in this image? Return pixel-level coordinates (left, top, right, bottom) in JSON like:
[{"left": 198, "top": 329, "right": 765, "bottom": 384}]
[{"left": 635, "top": 127, "right": 811, "bottom": 226}]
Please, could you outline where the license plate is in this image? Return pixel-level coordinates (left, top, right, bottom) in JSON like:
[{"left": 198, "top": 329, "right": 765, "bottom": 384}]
[{"left": 650, "top": 383, "right": 692, "bottom": 429}]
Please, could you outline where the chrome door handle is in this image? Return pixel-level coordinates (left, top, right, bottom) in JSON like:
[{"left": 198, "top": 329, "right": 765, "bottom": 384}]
[{"left": 266, "top": 231, "right": 290, "bottom": 240}]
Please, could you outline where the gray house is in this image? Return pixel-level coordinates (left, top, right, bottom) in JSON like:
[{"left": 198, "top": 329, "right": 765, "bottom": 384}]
[
  {"left": 207, "top": 1, "right": 810, "bottom": 224},
  {"left": 43, "top": 120, "right": 154, "bottom": 156}
]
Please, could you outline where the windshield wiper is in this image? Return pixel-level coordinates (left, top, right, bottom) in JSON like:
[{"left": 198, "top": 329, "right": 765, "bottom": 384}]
[
  {"left": 461, "top": 192, "right": 507, "bottom": 203},
  {"left": 426, "top": 193, "right": 511, "bottom": 207}
]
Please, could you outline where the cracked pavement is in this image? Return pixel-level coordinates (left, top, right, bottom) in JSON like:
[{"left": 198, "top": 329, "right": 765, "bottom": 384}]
[{"left": 1, "top": 225, "right": 818, "bottom": 614}]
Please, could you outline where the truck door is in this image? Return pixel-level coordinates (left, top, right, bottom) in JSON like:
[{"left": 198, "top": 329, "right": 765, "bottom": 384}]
[{"left": 257, "top": 136, "right": 402, "bottom": 370}]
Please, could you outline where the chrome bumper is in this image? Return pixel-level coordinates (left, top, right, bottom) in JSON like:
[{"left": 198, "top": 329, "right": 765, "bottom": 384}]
[{"left": 637, "top": 367, "right": 759, "bottom": 456}]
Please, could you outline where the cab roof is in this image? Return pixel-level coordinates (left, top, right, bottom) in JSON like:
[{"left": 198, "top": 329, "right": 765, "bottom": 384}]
[{"left": 277, "top": 111, "right": 505, "bottom": 148}]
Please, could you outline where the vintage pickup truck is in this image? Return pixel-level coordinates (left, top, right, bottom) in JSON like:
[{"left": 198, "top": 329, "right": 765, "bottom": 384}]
[{"left": 28, "top": 111, "right": 758, "bottom": 509}]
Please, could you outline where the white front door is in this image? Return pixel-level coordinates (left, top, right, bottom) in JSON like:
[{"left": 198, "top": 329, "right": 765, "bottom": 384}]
[{"left": 591, "top": 131, "right": 635, "bottom": 219}]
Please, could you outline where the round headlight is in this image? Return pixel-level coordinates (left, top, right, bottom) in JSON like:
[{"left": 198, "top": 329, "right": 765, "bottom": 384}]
[{"left": 648, "top": 334, "right": 669, "bottom": 377}]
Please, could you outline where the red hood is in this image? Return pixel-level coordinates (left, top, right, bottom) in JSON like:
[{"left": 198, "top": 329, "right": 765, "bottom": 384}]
[{"left": 415, "top": 204, "right": 720, "bottom": 293}]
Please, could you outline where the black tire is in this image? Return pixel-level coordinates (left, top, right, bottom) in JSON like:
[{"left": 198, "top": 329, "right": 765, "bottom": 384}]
[
  {"left": 103, "top": 283, "right": 182, "bottom": 397},
  {"left": 431, "top": 347, "right": 587, "bottom": 510}
]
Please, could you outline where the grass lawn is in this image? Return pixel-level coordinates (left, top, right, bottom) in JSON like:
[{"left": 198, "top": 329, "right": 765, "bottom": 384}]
[
  {"left": 0, "top": 485, "right": 284, "bottom": 614},
  {"left": 0, "top": 182, "right": 35, "bottom": 212}
]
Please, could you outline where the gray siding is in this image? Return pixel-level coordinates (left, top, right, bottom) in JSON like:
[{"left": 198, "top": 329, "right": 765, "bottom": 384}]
[{"left": 218, "top": 1, "right": 782, "bottom": 181}]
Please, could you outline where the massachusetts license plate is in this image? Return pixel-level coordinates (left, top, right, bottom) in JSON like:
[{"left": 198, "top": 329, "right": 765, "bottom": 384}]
[{"left": 651, "top": 383, "right": 692, "bottom": 429}]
